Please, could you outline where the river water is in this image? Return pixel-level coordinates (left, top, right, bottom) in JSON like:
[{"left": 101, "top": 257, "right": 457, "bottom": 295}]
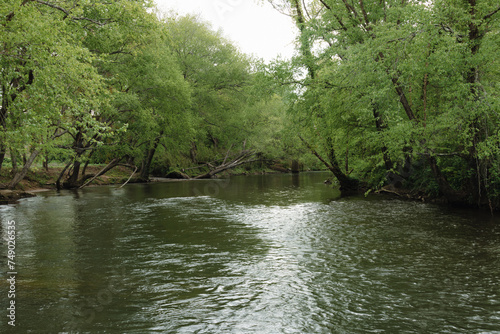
[{"left": 1, "top": 172, "right": 500, "bottom": 333}]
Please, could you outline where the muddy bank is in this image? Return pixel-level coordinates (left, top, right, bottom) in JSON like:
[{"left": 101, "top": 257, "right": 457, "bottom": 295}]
[{"left": 0, "top": 189, "right": 39, "bottom": 204}]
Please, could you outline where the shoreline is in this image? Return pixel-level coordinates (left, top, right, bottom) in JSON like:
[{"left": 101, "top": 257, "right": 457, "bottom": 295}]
[
  {"left": 0, "top": 168, "right": 292, "bottom": 203},
  {"left": 0, "top": 170, "right": 491, "bottom": 212}
]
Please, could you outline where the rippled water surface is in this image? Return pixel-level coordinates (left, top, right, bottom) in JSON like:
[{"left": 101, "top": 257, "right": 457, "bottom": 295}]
[{"left": 1, "top": 173, "right": 500, "bottom": 333}]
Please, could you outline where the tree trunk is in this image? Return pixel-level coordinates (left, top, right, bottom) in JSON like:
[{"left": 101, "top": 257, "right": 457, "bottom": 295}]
[
  {"left": 190, "top": 142, "right": 198, "bottom": 164},
  {"left": 208, "top": 133, "right": 219, "bottom": 150},
  {"left": 10, "top": 149, "right": 18, "bottom": 174},
  {"left": 0, "top": 147, "right": 5, "bottom": 174},
  {"left": 43, "top": 156, "right": 49, "bottom": 172},
  {"left": 139, "top": 131, "right": 163, "bottom": 181},
  {"left": 291, "top": 160, "right": 300, "bottom": 174},
  {"left": 0, "top": 94, "right": 6, "bottom": 173},
  {"left": 372, "top": 107, "right": 394, "bottom": 171},
  {"left": 56, "top": 161, "right": 72, "bottom": 190},
  {"left": 0, "top": 70, "right": 34, "bottom": 172},
  {"left": 299, "top": 135, "right": 359, "bottom": 192},
  {"left": 82, "top": 160, "right": 90, "bottom": 176},
  {"left": 427, "top": 155, "right": 466, "bottom": 205},
  {"left": 0, "top": 86, "right": 9, "bottom": 174},
  {"left": 464, "top": 0, "right": 486, "bottom": 206},
  {"left": 391, "top": 76, "right": 417, "bottom": 122},
  {"left": 65, "top": 160, "right": 81, "bottom": 188},
  {"left": 326, "top": 137, "right": 359, "bottom": 192},
  {"left": 81, "top": 149, "right": 95, "bottom": 176},
  {"left": 62, "top": 130, "right": 86, "bottom": 189},
  {"left": 290, "top": 0, "right": 316, "bottom": 79},
  {"left": 7, "top": 149, "right": 40, "bottom": 189}
]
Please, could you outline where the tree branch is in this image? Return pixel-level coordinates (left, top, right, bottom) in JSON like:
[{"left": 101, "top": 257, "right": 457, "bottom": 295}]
[
  {"left": 298, "top": 135, "right": 333, "bottom": 172},
  {"left": 358, "top": 0, "right": 370, "bottom": 26},
  {"left": 387, "top": 30, "right": 423, "bottom": 43},
  {"left": 51, "top": 129, "right": 69, "bottom": 139},
  {"left": 483, "top": 5, "right": 500, "bottom": 20},
  {"left": 340, "top": 0, "right": 359, "bottom": 19},
  {"left": 333, "top": 14, "right": 348, "bottom": 31},
  {"left": 118, "top": 166, "right": 138, "bottom": 189},
  {"left": 193, "top": 150, "right": 256, "bottom": 179},
  {"left": 33, "top": 0, "right": 108, "bottom": 26},
  {"left": 318, "top": 0, "right": 331, "bottom": 10},
  {"left": 4, "top": 0, "right": 30, "bottom": 23},
  {"left": 79, "top": 157, "right": 123, "bottom": 189}
]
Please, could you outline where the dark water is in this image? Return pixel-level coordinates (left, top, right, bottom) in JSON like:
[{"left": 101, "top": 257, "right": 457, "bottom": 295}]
[{"left": 1, "top": 173, "right": 500, "bottom": 333}]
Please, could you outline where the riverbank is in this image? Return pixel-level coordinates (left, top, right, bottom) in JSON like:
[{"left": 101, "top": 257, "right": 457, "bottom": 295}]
[
  {"left": 1, "top": 166, "right": 135, "bottom": 190},
  {"left": 0, "top": 166, "right": 135, "bottom": 203},
  {"left": 0, "top": 164, "right": 294, "bottom": 203},
  {"left": 0, "top": 166, "right": 478, "bottom": 210}
]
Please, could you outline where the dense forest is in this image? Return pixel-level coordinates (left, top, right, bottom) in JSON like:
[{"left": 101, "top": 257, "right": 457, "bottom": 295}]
[
  {"left": 1, "top": 0, "right": 500, "bottom": 209},
  {"left": 0, "top": 0, "right": 297, "bottom": 188}
]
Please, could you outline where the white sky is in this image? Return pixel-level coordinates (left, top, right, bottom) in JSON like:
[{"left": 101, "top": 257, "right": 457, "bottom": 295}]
[{"left": 154, "top": 0, "right": 297, "bottom": 62}]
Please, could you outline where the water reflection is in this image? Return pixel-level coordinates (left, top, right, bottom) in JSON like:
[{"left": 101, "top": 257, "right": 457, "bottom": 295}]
[{"left": 0, "top": 173, "right": 499, "bottom": 333}]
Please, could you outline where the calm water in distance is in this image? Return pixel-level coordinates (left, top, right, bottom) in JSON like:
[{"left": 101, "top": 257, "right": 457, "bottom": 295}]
[{"left": 1, "top": 172, "right": 500, "bottom": 333}]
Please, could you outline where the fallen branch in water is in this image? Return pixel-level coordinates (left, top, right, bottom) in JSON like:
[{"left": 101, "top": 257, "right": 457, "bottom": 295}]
[
  {"left": 79, "top": 158, "right": 123, "bottom": 189},
  {"left": 119, "top": 166, "right": 138, "bottom": 189},
  {"left": 193, "top": 150, "right": 257, "bottom": 179}
]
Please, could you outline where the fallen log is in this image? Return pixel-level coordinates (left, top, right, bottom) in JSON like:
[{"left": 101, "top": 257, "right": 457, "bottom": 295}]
[{"left": 193, "top": 150, "right": 257, "bottom": 179}]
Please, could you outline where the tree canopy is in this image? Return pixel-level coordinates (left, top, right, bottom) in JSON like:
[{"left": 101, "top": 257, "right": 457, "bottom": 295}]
[
  {"left": 266, "top": 0, "right": 500, "bottom": 207},
  {"left": 0, "top": 1, "right": 294, "bottom": 189}
]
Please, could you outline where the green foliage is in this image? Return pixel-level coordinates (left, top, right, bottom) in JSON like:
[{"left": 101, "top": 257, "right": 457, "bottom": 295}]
[
  {"left": 160, "top": 15, "right": 300, "bottom": 169},
  {"left": 1, "top": 3, "right": 298, "bottom": 186},
  {"left": 1, "top": 0, "right": 119, "bottom": 167},
  {"left": 268, "top": 0, "right": 500, "bottom": 206}
]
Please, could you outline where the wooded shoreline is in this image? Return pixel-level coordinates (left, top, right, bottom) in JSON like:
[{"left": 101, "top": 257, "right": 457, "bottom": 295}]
[
  {"left": 2, "top": 0, "right": 500, "bottom": 211},
  {"left": 0, "top": 166, "right": 491, "bottom": 213},
  {"left": 0, "top": 163, "right": 292, "bottom": 203}
]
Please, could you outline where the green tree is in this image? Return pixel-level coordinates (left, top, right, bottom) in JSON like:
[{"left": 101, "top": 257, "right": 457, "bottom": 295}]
[
  {"left": 267, "top": 0, "right": 500, "bottom": 206},
  {"left": 1, "top": 0, "right": 191, "bottom": 188},
  {"left": 164, "top": 15, "right": 293, "bottom": 175},
  {"left": 1, "top": 0, "right": 120, "bottom": 188}
]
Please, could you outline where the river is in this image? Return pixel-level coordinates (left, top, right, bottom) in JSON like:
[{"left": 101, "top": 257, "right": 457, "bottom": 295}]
[{"left": 1, "top": 172, "right": 500, "bottom": 333}]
